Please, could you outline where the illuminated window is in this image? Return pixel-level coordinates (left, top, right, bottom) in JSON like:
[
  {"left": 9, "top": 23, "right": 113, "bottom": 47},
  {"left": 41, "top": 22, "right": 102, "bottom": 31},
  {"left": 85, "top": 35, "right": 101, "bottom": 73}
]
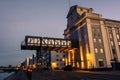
[
  {"left": 118, "top": 42, "right": 120, "bottom": 46},
  {"left": 95, "top": 48, "right": 98, "bottom": 53},
  {"left": 100, "top": 48, "right": 104, "bottom": 53},
  {"left": 111, "top": 41, "right": 114, "bottom": 46},
  {"left": 117, "top": 34, "right": 119, "bottom": 39},
  {"left": 93, "top": 38, "right": 96, "bottom": 42},
  {"left": 99, "top": 39, "right": 102, "bottom": 43}
]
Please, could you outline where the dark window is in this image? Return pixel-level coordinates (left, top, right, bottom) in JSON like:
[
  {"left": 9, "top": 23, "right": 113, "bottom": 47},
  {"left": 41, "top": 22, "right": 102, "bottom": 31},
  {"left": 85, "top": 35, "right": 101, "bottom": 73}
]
[
  {"left": 112, "top": 48, "right": 116, "bottom": 54},
  {"left": 56, "top": 59, "right": 59, "bottom": 61},
  {"left": 56, "top": 55, "right": 59, "bottom": 57},
  {"left": 98, "top": 60, "right": 104, "bottom": 67},
  {"left": 60, "top": 59, "right": 62, "bottom": 61},
  {"left": 63, "top": 55, "right": 65, "bottom": 57}
]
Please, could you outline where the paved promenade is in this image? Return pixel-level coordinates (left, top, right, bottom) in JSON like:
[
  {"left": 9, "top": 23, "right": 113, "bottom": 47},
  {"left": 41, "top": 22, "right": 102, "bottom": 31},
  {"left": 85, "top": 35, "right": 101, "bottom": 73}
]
[{"left": 32, "top": 70, "right": 120, "bottom": 80}]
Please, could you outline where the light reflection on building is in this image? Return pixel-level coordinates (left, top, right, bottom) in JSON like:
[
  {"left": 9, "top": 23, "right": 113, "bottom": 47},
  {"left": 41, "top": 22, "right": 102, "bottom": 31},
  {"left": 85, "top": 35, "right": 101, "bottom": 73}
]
[{"left": 63, "top": 5, "right": 120, "bottom": 69}]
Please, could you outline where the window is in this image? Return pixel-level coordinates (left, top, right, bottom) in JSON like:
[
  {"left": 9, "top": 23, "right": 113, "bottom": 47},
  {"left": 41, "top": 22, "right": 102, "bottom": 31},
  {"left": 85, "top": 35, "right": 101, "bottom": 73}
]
[
  {"left": 60, "top": 59, "right": 62, "bottom": 61},
  {"left": 57, "top": 63, "right": 59, "bottom": 66},
  {"left": 98, "top": 59, "right": 104, "bottom": 67},
  {"left": 93, "top": 38, "right": 96, "bottom": 42},
  {"left": 108, "top": 27, "right": 112, "bottom": 33},
  {"left": 56, "top": 55, "right": 59, "bottom": 57},
  {"left": 63, "top": 55, "right": 65, "bottom": 57},
  {"left": 97, "top": 28, "right": 101, "bottom": 33},
  {"left": 100, "top": 48, "right": 104, "bottom": 53},
  {"left": 92, "top": 27, "right": 95, "bottom": 33},
  {"left": 111, "top": 41, "right": 114, "bottom": 46},
  {"left": 99, "top": 39, "right": 102, "bottom": 43},
  {"left": 95, "top": 48, "right": 98, "bottom": 53},
  {"left": 118, "top": 42, "right": 120, "bottom": 46},
  {"left": 56, "top": 59, "right": 59, "bottom": 61},
  {"left": 117, "top": 34, "right": 119, "bottom": 39},
  {"left": 109, "top": 34, "right": 112, "bottom": 39},
  {"left": 115, "top": 28, "right": 119, "bottom": 33},
  {"left": 112, "top": 48, "right": 116, "bottom": 54}
]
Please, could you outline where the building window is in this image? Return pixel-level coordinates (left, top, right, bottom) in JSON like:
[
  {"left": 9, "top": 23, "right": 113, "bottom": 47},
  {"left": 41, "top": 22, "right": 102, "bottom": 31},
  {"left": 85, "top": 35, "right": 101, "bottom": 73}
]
[
  {"left": 95, "top": 48, "right": 98, "bottom": 53},
  {"left": 57, "top": 63, "right": 59, "bottom": 66},
  {"left": 60, "top": 59, "right": 62, "bottom": 61},
  {"left": 109, "top": 34, "right": 112, "bottom": 39},
  {"left": 97, "top": 28, "right": 101, "bottom": 33},
  {"left": 56, "top": 55, "right": 59, "bottom": 57},
  {"left": 117, "top": 34, "right": 119, "bottom": 39},
  {"left": 111, "top": 41, "right": 114, "bottom": 46},
  {"left": 98, "top": 59, "right": 104, "bottom": 67},
  {"left": 112, "top": 48, "right": 116, "bottom": 54},
  {"left": 115, "top": 28, "right": 119, "bottom": 33},
  {"left": 99, "top": 39, "right": 102, "bottom": 43},
  {"left": 93, "top": 38, "right": 96, "bottom": 42},
  {"left": 100, "top": 48, "right": 104, "bottom": 53},
  {"left": 63, "top": 55, "right": 65, "bottom": 57},
  {"left": 118, "top": 42, "right": 120, "bottom": 46},
  {"left": 56, "top": 59, "right": 59, "bottom": 61}
]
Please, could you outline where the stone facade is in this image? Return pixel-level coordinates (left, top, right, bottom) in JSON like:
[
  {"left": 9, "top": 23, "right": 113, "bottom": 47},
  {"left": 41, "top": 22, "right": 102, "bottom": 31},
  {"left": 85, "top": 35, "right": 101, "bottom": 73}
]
[{"left": 64, "top": 5, "right": 120, "bottom": 69}]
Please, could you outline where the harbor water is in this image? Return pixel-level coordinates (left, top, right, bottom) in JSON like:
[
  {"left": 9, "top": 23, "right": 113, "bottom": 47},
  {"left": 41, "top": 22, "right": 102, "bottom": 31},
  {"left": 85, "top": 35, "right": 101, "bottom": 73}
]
[{"left": 0, "top": 72, "right": 14, "bottom": 80}]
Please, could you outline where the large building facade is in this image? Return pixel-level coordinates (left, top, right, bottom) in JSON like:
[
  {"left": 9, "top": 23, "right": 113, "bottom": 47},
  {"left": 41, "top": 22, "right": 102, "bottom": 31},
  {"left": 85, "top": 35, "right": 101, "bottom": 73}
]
[{"left": 64, "top": 5, "right": 120, "bottom": 69}]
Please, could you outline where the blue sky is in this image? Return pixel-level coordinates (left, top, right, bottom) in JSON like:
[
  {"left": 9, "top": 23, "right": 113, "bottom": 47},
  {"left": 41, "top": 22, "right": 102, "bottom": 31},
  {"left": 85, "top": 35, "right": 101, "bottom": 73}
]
[{"left": 0, "top": 0, "right": 120, "bottom": 66}]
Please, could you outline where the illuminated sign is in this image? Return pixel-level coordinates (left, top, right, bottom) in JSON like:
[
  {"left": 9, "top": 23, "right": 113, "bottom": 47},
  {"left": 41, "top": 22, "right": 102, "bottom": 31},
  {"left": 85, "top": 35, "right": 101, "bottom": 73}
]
[{"left": 25, "top": 36, "right": 71, "bottom": 48}]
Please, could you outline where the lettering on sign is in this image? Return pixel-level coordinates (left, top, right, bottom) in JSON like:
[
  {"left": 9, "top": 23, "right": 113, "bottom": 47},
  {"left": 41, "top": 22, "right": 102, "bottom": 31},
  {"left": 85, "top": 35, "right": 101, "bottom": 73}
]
[
  {"left": 26, "top": 36, "right": 71, "bottom": 48},
  {"left": 27, "top": 38, "right": 40, "bottom": 46},
  {"left": 67, "top": 41, "right": 71, "bottom": 47},
  {"left": 61, "top": 40, "right": 67, "bottom": 47},
  {"left": 54, "top": 40, "right": 60, "bottom": 47},
  {"left": 42, "top": 38, "right": 47, "bottom": 46},
  {"left": 48, "top": 39, "right": 54, "bottom": 47}
]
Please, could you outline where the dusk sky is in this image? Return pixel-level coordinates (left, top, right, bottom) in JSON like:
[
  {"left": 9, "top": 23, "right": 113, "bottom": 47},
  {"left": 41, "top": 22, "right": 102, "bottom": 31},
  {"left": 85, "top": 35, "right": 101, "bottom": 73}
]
[{"left": 0, "top": 0, "right": 120, "bottom": 66}]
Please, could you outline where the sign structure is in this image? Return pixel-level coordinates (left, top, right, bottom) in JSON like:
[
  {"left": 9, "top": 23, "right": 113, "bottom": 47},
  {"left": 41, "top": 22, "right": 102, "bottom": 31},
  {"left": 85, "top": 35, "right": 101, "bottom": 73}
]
[{"left": 21, "top": 36, "right": 72, "bottom": 51}]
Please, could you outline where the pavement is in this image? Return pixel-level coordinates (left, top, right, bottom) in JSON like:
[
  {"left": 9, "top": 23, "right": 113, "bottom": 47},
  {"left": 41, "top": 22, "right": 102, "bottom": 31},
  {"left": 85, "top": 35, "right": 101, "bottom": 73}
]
[
  {"left": 4, "top": 70, "right": 28, "bottom": 80},
  {"left": 75, "top": 70, "right": 120, "bottom": 75},
  {"left": 32, "top": 70, "right": 120, "bottom": 80}
]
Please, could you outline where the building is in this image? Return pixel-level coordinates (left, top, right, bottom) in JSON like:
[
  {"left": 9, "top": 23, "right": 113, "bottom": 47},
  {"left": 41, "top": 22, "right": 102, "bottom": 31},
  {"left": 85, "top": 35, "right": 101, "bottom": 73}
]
[
  {"left": 51, "top": 51, "right": 66, "bottom": 70},
  {"left": 63, "top": 5, "right": 120, "bottom": 69},
  {"left": 36, "top": 50, "right": 66, "bottom": 70}
]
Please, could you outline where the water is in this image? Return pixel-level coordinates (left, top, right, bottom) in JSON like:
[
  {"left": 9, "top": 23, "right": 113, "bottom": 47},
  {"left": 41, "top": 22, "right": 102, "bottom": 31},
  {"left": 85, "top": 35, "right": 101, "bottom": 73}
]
[{"left": 0, "top": 72, "right": 14, "bottom": 80}]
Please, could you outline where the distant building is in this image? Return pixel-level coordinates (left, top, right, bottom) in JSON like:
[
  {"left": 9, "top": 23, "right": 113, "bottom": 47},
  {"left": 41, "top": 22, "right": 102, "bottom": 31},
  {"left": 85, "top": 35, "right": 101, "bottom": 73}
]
[
  {"left": 22, "top": 56, "right": 32, "bottom": 68},
  {"left": 32, "top": 53, "right": 37, "bottom": 64},
  {"left": 63, "top": 5, "right": 120, "bottom": 69}
]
